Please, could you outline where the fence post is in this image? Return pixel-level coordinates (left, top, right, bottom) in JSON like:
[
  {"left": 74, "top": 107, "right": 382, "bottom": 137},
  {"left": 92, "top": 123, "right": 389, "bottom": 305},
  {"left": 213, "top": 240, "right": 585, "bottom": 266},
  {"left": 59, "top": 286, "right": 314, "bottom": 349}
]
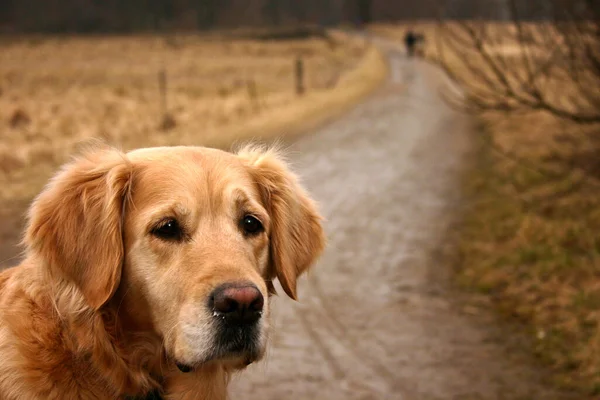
[
  {"left": 247, "top": 79, "right": 260, "bottom": 111},
  {"left": 158, "top": 68, "right": 176, "bottom": 130},
  {"left": 159, "top": 68, "right": 167, "bottom": 118},
  {"left": 295, "top": 57, "right": 305, "bottom": 96}
]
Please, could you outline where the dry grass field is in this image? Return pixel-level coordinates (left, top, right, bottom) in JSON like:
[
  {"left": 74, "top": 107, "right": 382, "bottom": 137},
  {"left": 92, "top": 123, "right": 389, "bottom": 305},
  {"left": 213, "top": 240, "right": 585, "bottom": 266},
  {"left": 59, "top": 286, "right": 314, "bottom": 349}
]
[
  {"left": 0, "top": 30, "right": 387, "bottom": 209},
  {"left": 375, "top": 22, "right": 600, "bottom": 397}
]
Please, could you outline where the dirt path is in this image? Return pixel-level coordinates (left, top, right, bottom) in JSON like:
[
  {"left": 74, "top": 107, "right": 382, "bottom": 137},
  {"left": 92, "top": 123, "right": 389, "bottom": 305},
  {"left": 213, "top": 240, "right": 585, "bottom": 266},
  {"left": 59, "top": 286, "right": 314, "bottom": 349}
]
[{"left": 228, "top": 43, "right": 576, "bottom": 400}]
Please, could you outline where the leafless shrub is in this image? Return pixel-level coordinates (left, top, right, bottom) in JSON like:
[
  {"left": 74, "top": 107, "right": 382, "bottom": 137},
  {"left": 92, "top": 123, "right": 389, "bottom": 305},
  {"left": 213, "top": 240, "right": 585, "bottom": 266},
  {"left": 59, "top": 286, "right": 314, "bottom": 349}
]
[
  {"left": 159, "top": 114, "right": 177, "bottom": 131},
  {"left": 8, "top": 108, "right": 31, "bottom": 128},
  {"left": 0, "top": 151, "right": 24, "bottom": 174},
  {"left": 435, "top": 0, "right": 600, "bottom": 125}
]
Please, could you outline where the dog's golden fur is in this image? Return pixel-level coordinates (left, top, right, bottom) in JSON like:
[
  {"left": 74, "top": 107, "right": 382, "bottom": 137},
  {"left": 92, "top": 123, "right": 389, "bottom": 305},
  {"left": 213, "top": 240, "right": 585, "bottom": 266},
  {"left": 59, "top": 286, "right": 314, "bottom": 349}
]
[{"left": 0, "top": 145, "right": 325, "bottom": 399}]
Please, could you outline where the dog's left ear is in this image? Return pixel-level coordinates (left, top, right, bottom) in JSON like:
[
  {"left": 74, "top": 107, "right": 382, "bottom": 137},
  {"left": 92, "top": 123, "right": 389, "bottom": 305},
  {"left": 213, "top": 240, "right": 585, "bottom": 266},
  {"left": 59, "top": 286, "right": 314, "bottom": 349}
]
[
  {"left": 25, "top": 148, "right": 133, "bottom": 310},
  {"left": 237, "top": 145, "right": 325, "bottom": 300}
]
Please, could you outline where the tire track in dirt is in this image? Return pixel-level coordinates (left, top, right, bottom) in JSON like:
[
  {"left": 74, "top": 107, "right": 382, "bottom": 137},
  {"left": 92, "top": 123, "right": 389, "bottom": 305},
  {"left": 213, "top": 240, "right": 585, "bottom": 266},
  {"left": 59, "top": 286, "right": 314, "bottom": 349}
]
[
  {"left": 302, "top": 272, "right": 412, "bottom": 392},
  {"left": 294, "top": 307, "right": 346, "bottom": 381}
]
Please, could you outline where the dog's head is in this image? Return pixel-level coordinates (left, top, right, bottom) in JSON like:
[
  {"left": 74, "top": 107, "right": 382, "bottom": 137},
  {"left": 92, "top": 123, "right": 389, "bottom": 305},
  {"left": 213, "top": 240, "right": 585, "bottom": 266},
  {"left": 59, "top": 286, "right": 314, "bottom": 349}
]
[{"left": 24, "top": 145, "right": 325, "bottom": 370}]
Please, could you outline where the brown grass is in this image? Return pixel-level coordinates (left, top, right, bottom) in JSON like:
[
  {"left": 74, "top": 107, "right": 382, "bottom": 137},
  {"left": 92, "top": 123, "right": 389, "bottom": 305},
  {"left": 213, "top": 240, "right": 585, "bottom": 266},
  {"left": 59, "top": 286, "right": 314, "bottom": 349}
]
[
  {"left": 461, "top": 113, "right": 600, "bottom": 396},
  {"left": 0, "top": 30, "right": 387, "bottom": 208},
  {"left": 373, "top": 22, "right": 600, "bottom": 397}
]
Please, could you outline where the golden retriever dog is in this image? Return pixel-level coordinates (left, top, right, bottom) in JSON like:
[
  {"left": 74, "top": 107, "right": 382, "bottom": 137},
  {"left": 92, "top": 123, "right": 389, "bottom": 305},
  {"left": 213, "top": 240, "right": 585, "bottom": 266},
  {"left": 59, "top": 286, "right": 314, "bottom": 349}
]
[{"left": 0, "top": 145, "right": 325, "bottom": 399}]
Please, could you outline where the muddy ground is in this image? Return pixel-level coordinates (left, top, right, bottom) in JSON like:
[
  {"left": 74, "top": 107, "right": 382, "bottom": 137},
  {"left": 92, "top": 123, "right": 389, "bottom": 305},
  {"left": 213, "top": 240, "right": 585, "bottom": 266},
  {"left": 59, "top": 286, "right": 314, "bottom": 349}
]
[{"left": 0, "top": 42, "right": 579, "bottom": 399}]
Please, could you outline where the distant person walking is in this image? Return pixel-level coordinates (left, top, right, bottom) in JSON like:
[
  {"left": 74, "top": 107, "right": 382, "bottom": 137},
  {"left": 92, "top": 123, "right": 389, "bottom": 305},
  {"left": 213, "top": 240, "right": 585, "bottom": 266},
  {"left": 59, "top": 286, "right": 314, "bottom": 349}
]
[{"left": 404, "top": 30, "right": 417, "bottom": 57}]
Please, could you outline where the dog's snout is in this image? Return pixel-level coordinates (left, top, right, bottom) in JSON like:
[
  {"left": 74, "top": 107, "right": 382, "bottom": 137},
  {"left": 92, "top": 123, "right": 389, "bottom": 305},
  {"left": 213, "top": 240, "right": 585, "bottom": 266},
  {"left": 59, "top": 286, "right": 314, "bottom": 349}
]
[{"left": 211, "top": 284, "right": 264, "bottom": 325}]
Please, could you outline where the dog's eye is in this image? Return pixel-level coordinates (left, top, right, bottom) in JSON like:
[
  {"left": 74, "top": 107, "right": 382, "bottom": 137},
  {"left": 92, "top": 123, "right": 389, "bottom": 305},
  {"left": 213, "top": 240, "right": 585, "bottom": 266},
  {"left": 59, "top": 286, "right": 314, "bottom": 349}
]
[
  {"left": 241, "top": 215, "right": 264, "bottom": 236},
  {"left": 152, "top": 219, "right": 183, "bottom": 241}
]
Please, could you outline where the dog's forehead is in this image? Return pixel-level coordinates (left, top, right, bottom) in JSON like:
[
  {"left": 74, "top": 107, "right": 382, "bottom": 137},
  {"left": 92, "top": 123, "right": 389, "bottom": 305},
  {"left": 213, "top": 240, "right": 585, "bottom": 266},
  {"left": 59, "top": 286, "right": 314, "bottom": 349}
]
[
  {"left": 127, "top": 146, "right": 255, "bottom": 202},
  {"left": 127, "top": 146, "right": 235, "bottom": 166}
]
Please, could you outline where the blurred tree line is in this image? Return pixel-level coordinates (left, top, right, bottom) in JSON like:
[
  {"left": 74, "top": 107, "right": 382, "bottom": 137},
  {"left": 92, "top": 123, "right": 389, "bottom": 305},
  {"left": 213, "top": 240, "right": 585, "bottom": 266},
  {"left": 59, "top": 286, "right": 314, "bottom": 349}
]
[
  {"left": 0, "top": 0, "right": 562, "bottom": 34},
  {"left": 0, "top": 0, "right": 347, "bottom": 33}
]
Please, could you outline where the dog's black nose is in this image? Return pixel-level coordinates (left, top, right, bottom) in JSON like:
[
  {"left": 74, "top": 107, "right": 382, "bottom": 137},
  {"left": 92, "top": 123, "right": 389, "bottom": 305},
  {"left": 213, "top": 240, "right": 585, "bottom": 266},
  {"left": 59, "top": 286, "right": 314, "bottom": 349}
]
[{"left": 210, "top": 283, "right": 264, "bottom": 325}]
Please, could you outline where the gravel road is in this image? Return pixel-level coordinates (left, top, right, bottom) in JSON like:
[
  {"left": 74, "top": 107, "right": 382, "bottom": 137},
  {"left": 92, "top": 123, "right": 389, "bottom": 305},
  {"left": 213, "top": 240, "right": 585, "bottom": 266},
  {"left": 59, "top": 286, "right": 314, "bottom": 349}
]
[{"left": 228, "top": 43, "right": 576, "bottom": 400}]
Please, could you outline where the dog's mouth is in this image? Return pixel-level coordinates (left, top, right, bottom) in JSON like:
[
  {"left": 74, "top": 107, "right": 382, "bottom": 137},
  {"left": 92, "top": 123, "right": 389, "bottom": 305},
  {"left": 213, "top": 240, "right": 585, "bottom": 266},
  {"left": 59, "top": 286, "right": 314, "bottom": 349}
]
[
  {"left": 175, "top": 316, "right": 264, "bottom": 373},
  {"left": 175, "top": 362, "right": 194, "bottom": 373},
  {"left": 175, "top": 353, "right": 255, "bottom": 373}
]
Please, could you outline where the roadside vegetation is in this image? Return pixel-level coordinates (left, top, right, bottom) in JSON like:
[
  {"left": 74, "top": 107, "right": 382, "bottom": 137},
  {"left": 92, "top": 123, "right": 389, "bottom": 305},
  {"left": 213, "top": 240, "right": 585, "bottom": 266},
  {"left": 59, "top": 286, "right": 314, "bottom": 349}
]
[
  {"left": 0, "top": 29, "right": 386, "bottom": 208},
  {"left": 373, "top": 1, "right": 600, "bottom": 395}
]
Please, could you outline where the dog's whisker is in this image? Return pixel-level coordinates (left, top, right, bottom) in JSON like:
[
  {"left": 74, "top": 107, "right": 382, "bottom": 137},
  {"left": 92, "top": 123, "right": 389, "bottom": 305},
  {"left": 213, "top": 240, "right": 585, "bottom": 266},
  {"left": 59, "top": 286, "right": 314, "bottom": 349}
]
[
  {"left": 114, "top": 285, "right": 133, "bottom": 324},
  {"left": 0, "top": 254, "right": 23, "bottom": 267},
  {"left": 159, "top": 321, "right": 184, "bottom": 375}
]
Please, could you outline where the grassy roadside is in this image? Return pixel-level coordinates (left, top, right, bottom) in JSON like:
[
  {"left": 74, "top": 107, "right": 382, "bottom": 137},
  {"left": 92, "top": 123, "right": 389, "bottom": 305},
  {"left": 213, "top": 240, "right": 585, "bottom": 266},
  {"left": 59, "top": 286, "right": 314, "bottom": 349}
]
[
  {"left": 458, "top": 112, "right": 600, "bottom": 397},
  {"left": 0, "top": 31, "right": 388, "bottom": 208},
  {"left": 197, "top": 42, "right": 388, "bottom": 150}
]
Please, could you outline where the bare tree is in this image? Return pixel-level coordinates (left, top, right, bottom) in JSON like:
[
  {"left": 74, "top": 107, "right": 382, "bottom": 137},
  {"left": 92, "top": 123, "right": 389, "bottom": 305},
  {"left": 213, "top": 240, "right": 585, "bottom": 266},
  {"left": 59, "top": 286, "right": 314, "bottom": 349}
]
[
  {"left": 357, "top": 0, "right": 372, "bottom": 26},
  {"left": 262, "top": 0, "right": 281, "bottom": 25},
  {"left": 435, "top": 0, "right": 600, "bottom": 125},
  {"left": 195, "top": 0, "right": 218, "bottom": 30},
  {"left": 288, "top": 0, "right": 308, "bottom": 23}
]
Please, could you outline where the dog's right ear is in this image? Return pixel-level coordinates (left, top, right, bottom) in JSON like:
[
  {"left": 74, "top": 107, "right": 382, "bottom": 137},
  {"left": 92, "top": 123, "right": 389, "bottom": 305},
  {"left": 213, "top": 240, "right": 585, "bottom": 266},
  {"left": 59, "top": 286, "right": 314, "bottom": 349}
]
[{"left": 24, "top": 148, "right": 133, "bottom": 310}]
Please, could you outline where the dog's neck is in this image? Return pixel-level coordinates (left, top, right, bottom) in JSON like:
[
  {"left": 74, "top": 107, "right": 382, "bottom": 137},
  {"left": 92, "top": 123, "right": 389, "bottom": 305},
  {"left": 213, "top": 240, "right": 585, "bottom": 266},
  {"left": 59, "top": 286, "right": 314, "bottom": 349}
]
[
  {"left": 35, "top": 272, "right": 161, "bottom": 398},
  {"left": 75, "top": 298, "right": 230, "bottom": 399},
  {"left": 16, "top": 264, "right": 231, "bottom": 400},
  {"left": 68, "top": 305, "right": 165, "bottom": 396}
]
